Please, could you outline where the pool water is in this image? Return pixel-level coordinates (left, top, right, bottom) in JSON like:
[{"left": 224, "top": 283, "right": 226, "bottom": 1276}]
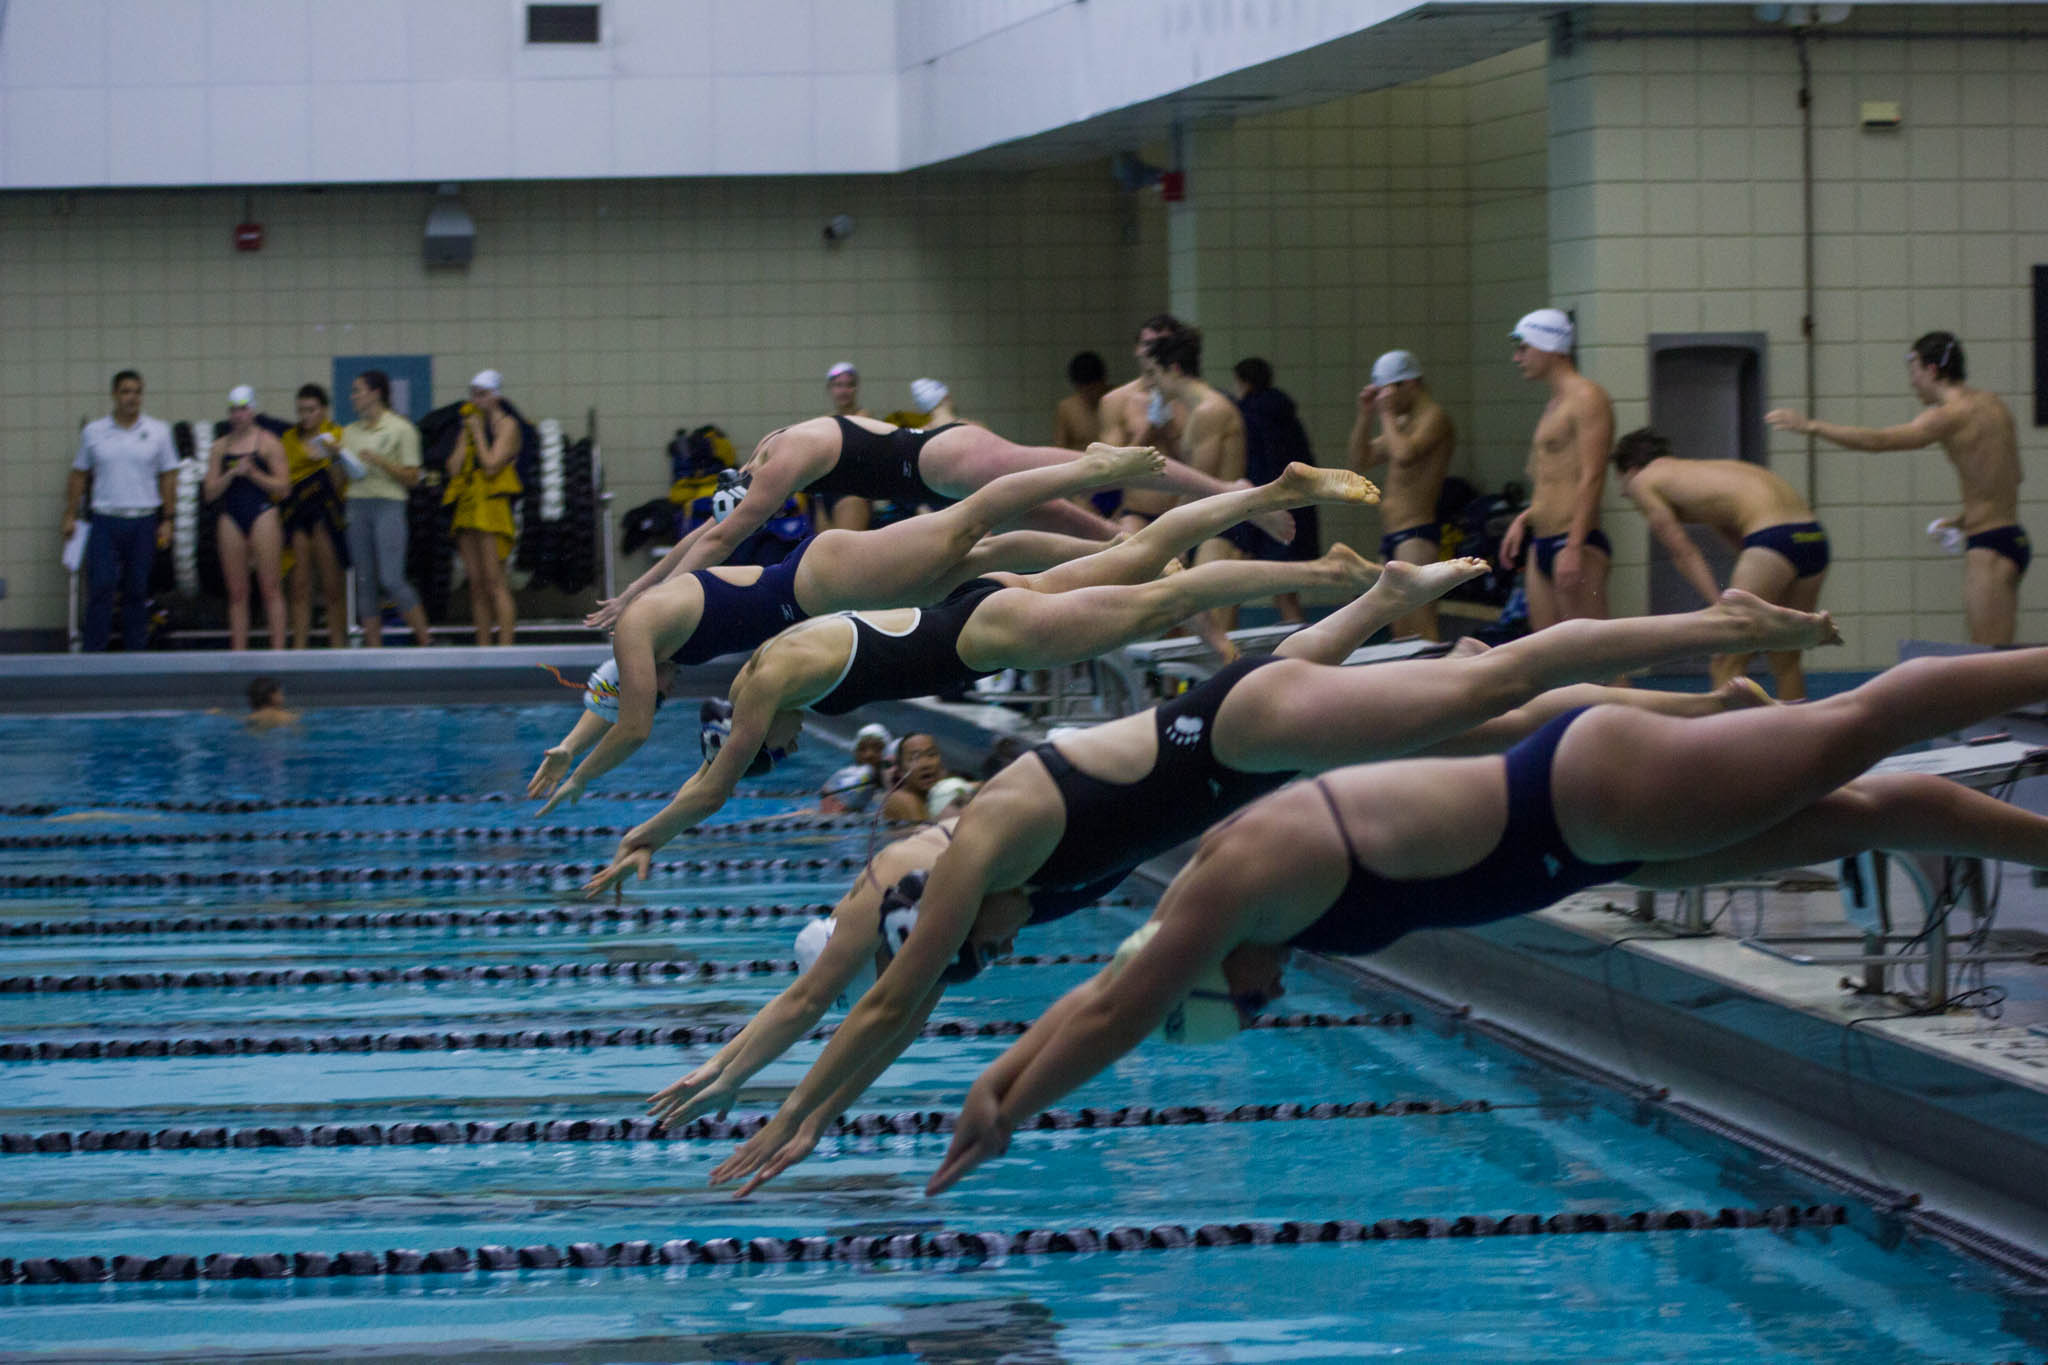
[{"left": 2, "top": 705, "right": 2045, "bottom": 1362}]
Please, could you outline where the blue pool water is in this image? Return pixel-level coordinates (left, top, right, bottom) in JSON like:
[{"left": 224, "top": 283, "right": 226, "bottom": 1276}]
[{"left": 2, "top": 705, "right": 2046, "bottom": 1362}]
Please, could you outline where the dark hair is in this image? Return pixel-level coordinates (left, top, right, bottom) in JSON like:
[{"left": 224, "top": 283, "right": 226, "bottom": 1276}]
[
  {"left": 296, "top": 383, "right": 330, "bottom": 407},
  {"left": 355, "top": 370, "right": 392, "bottom": 404},
  {"left": 1067, "top": 351, "right": 1107, "bottom": 386},
  {"left": 1144, "top": 324, "right": 1203, "bottom": 378},
  {"left": 1611, "top": 427, "right": 1672, "bottom": 474},
  {"left": 111, "top": 369, "right": 142, "bottom": 392},
  {"left": 1910, "top": 331, "right": 1965, "bottom": 383},
  {"left": 979, "top": 735, "right": 1029, "bottom": 781},
  {"left": 1135, "top": 313, "right": 1181, "bottom": 341},
  {"left": 247, "top": 677, "right": 283, "bottom": 710},
  {"left": 1233, "top": 357, "right": 1274, "bottom": 392}
]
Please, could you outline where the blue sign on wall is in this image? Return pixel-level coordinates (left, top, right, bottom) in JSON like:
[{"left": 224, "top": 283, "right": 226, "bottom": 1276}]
[{"left": 331, "top": 355, "right": 434, "bottom": 424}]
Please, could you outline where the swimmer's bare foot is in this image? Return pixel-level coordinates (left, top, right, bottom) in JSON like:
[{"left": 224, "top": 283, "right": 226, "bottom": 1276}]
[
  {"left": 1362, "top": 556, "right": 1489, "bottom": 616},
  {"left": 1318, "top": 542, "right": 1379, "bottom": 593},
  {"left": 1448, "top": 635, "right": 1491, "bottom": 659},
  {"left": 1713, "top": 676, "right": 1779, "bottom": 710},
  {"left": 1713, "top": 589, "right": 1842, "bottom": 653},
  {"left": 1275, "top": 461, "right": 1380, "bottom": 507},
  {"left": 1081, "top": 443, "right": 1168, "bottom": 486}
]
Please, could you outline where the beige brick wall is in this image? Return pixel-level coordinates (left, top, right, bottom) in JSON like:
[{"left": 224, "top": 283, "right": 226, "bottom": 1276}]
[
  {"left": 1550, "top": 11, "right": 2048, "bottom": 666},
  {"left": 0, "top": 169, "right": 1163, "bottom": 637}
]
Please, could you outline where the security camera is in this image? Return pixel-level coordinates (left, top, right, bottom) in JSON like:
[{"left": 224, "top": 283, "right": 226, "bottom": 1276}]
[{"left": 823, "top": 213, "right": 856, "bottom": 243}]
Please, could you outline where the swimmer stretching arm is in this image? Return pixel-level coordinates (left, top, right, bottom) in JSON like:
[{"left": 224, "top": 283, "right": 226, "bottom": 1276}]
[
  {"left": 528, "top": 710, "right": 609, "bottom": 800},
  {"left": 1766, "top": 404, "right": 1961, "bottom": 452},
  {"left": 538, "top": 613, "right": 664, "bottom": 812},
  {"left": 1622, "top": 478, "right": 1723, "bottom": 606}
]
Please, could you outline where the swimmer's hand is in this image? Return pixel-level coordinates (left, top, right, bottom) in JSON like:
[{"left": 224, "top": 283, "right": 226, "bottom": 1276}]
[
  {"left": 925, "top": 1088, "right": 1012, "bottom": 1195},
  {"left": 710, "top": 1112, "right": 822, "bottom": 1197},
  {"left": 535, "top": 773, "right": 585, "bottom": 817},
  {"left": 1764, "top": 408, "right": 1811, "bottom": 436},
  {"left": 580, "top": 844, "right": 651, "bottom": 899},
  {"left": 583, "top": 589, "right": 636, "bottom": 632},
  {"left": 527, "top": 746, "right": 574, "bottom": 800},
  {"left": 1499, "top": 510, "right": 1529, "bottom": 569},
  {"left": 647, "top": 1061, "right": 738, "bottom": 1129}
]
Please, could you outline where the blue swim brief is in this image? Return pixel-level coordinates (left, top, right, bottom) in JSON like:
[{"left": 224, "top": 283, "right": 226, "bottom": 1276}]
[
  {"left": 1530, "top": 528, "right": 1612, "bottom": 580},
  {"left": 1379, "top": 523, "right": 1439, "bottom": 562},
  {"left": 1965, "top": 524, "right": 2031, "bottom": 576},
  {"left": 1741, "top": 520, "right": 1830, "bottom": 579}
]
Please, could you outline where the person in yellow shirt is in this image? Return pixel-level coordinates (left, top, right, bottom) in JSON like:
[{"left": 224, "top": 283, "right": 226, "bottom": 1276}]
[
  {"left": 278, "top": 383, "right": 349, "bottom": 649},
  {"left": 444, "top": 369, "right": 523, "bottom": 646},
  {"left": 337, "top": 370, "right": 433, "bottom": 648}
]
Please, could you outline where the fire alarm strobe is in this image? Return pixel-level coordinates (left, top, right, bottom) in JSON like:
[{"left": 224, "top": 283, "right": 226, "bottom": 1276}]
[{"left": 233, "top": 222, "right": 265, "bottom": 252}]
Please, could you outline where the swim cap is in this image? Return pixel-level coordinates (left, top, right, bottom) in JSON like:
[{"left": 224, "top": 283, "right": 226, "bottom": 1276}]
[
  {"left": 227, "top": 384, "right": 255, "bottom": 408},
  {"left": 699, "top": 697, "right": 785, "bottom": 778},
  {"left": 820, "top": 763, "right": 879, "bottom": 811},
  {"left": 470, "top": 369, "right": 503, "bottom": 392},
  {"left": 877, "top": 870, "right": 991, "bottom": 984},
  {"left": 827, "top": 361, "right": 858, "bottom": 381},
  {"left": 710, "top": 469, "right": 750, "bottom": 523},
  {"left": 793, "top": 916, "right": 876, "bottom": 1008},
  {"left": 583, "top": 658, "right": 622, "bottom": 723},
  {"left": 854, "top": 722, "right": 893, "bottom": 747},
  {"left": 1510, "top": 309, "right": 1574, "bottom": 356},
  {"left": 911, "top": 378, "right": 949, "bottom": 411},
  {"left": 1109, "top": 922, "right": 1244, "bottom": 1045},
  {"left": 925, "top": 777, "right": 974, "bottom": 820},
  {"left": 1370, "top": 351, "right": 1422, "bottom": 387}
]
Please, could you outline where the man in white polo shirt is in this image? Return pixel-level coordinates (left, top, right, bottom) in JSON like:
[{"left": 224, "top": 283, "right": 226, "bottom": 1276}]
[{"left": 62, "top": 370, "right": 179, "bottom": 651}]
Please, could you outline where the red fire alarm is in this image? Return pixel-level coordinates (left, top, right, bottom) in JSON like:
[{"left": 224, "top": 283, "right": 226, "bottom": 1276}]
[
  {"left": 233, "top": 222, "right": 265, "bottom": 252},
  {"left": 1160, "top": 170, "right": 1186, "bottom": 202}
]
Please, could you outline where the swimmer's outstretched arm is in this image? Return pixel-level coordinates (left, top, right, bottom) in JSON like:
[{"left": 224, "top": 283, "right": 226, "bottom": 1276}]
[
  {"left": 589, "top": 520, "right": 714, "bottom": 630},
  {"left": 669, "top": 433, "right": 809, "bottom": 576},
  {"left": 1765, "top": 404, "right": 1958, "bottom": 453},
  {"left": 529, "top": 709, "right": 610, "bottom": 800},
  {"left": 543, "top": 614, "right": 662, "bottom": 813},
  {"left": 648, "top": 874, "right": 892, "bottom": 1129}
]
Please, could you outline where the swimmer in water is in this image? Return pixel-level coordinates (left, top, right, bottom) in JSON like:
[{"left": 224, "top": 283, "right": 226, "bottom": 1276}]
[
  {"left": 244, "top": 676, "right": 298, "bottom": 731},
  {"left": 551, "top": 463, "right": 1385, "bottom": 862},
  {"left": 927, "top": 643, "right": 2048, "bottom": 1191},
  {"left": 1768, "top": 331, "right": 2027, "bottom": 646},
  {"left": 702, "top": 583, "right": 1836, "bottom": 1194}
]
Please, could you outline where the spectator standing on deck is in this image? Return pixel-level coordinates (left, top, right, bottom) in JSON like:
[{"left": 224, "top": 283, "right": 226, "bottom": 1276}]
[
  {"left": 337, "top": 370, "right": 433, "bottom": 648},
  {"left": 279, "top": 383, "right": 349, "bottom": 649},
  {"left": 63, "top": 370, "right": 179, "bottom": 652}
]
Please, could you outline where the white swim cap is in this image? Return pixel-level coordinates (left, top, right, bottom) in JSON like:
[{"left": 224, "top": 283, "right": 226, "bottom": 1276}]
[
  {"left": 470, "top": 369, "right": 503, "bottom": 392},
  {"left": 710, "top": 469, "right": 749, "bottom": 523},
  {"left": 925, "top": 777, "right": 975, "bottom": 820},
  {"left": 820, "top": 763, "right": 879, "bottom": 811},
  {"left": 854, "top": 722, "right": 892, "bottom": 747},
  {"left": 582, "top": 658, "right": 622, "bottom": 723},
  {"left": 1109, "top": 922, "right": 1243, "bottom": 1045},
  {"left": 827, "top": 361, "right": 858, "bottom": 381},
  {"left": 227, "top": 384, "right": 255, "bottom": 408},
  {"left": 911, "top": 378, "right": 950, "bottom": 411},
  {"left": 1370, "top": 351, "right": 1422, "bottom": 387},
  {"left": 1510, "top": 309, "right": 1574, "bottom": 356},
  {"left": 793, "top": 916, "right": 875, "bottom": 1008}
]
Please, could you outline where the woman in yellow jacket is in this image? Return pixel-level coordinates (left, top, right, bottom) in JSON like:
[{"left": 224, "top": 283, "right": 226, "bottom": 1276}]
[{"left": 445, "top": 369, "right": 523, "bottom": 646}]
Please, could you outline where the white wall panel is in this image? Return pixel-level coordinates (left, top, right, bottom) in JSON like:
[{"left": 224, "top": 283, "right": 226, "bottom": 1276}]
[
  {"left": 410, "top": 79, "right": 513, "bottom": 181},
  {"left": 107, "top": 84, "right": 206, "bottom": 182},
  {"left": 310, "top": 81, "right": 412, "bottom": 181},
  {"left": 511, "top": 77, "right": 612, "bottom": 179},
  {"left": 0, "top": 0, "right": 106, "bottom": 86},
  {"left": 710, "top": 74, "right": 814, "bottom": 173},
  {"left": 712, "top": 0, "right": 811, "bottom": 74},
  {"left": 808, "top": 0, "right": 895, "bottom": 74},
  {"left": 106, "top": 0, "right": 208, "bottom": 87},
  {"left": 611, "top": 76, "right": 714, "bottom": 175},
  {"left": 811, "top": 72, "right": 897, "bottom": 170},
  {"left": 605, "top": 0, "right": 713, "bottom": 77},
  {"left": 403, "top": 0, "right": 510, "bottom": 80},
  {"left": 307, "top": 0, "right": 410, "bottom": 82},
  {"left": 209, "top": 83, "right": 311, "bottom": 182},
  {"left": 207, "top": 0, "right": 309, "bottom": 84},
  {"left": 2, "top": 88, "right": 109, "bottom": 183}
]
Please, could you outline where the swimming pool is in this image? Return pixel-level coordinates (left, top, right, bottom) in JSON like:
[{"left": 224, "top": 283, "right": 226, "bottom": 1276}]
[{"left": 2, "top": 705, "right": 2045, "bottom": 1362}]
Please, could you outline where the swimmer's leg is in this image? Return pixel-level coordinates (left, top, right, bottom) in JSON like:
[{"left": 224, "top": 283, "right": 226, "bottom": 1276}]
[
  {"left": 249, "top": 507, "right": 288, "bottom": 652},
  {"left": 1522, "top": 559, "right": 1562, "bottom": 632},
  {"left": 1963, "top": 546, "right": 2021, "bottom": 647},
  {"left": 1554, "top": 646, "right": 2048, "bottom": 863},
  {"left": 957, "top": 547, "right": 1374, "bottom": 671},
  {"left": 217, "top": 513, "right": 254, "bottom": 652},
  {"left": 1388, "top": 534, "right": 1443, "bottom": 641},
  {"left": 1276, "top": 558, "right": 1487, "bottom": 664},
  {"left": 1019, "top": 463, "right": 1377, "bottom": 594},
  {"left": 1628, "top": 773, "right": 2048, "bottom": 888},
  {"left": 1767, "top": 569, "right": 1826, "bottom": 700},
  {"left": 797, "top": 444, "right": 1165, "bottom": 613},
  {"left": 1715, "top": 545, "right": 1798, "bottom": 695}
]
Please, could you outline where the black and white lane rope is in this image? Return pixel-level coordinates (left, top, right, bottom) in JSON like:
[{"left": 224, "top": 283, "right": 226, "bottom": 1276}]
[
  {"left": 0, "top": 854, "right": 872, "bottom": 891},
  {"left": 0, "top": 950, "right": 1118, "bottom": 994},
  {"left": 0, "top": 815, "right": 908, "bottom": 851},
  {"left": 0, "top": 1204, "right": 1849, "bottom": 1283},
  {"left": 0, "top": 791, "right": 831, "bottom": 817},
  {"left": 0, "top": 1096, "right": 1507, "bottom": 1155},
  {"left": 0, "top": 1012, "right": 1412, "bottom": 1062},
  {"left": 2, "top": 902, "right": 840, "bottom": 937}
]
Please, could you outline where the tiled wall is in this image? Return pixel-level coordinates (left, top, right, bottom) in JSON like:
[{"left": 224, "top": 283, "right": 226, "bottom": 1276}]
[
  {"left": 0, "top": 168, "right": 1162, "bottom": 638},
  {"left": 1550, "top": 8, "right": 2048, "bottom": 666},
  {"left": 1161, "top": 44, "right": 1551, "bottom": 551}
]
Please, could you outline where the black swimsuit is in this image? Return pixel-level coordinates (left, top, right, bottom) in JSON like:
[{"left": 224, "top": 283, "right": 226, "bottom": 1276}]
[
  {"left": 1025, "top": 656, "right": 1295, "bottom": 916},
  {"left": 807, "top": 418, "right": 964, "bottom": 508},
  {"left": 1289, "top": 706, "right": 1640, "bottom": 954},
  {"left": 861, "top": 824, "right": 1119, "bottom": 923},
  {"left": 807, "top": 577, "right": 1008, "bottom": 716}
]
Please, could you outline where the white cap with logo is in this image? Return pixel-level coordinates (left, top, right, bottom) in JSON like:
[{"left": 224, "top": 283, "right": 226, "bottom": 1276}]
[
  {"left": 227, "top": 384, "right": 256, "bottom": 408},
  {"left": 469, "top": 369, "right": 503, "bottom": 393},
  {"left": 911, "top": 378, "right": 950, "bottom": 411},
  {"left": 1510, "top": 308, "right": 1574, "bottom": 356}
]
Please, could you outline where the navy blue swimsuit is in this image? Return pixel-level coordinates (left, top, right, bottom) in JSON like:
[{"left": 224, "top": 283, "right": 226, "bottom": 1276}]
[
  {"left": 1024, "top": 656, "right": 1295, "bottom": 917},
  {"left": 1289, "top": 707, "right": 1640, "bottom": 954},
  {"left": 671, "top": 535, "right": 816, "bottom": 666},
  {"left": 807, "top": 419, "right": 964, "bottom": 508}
]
